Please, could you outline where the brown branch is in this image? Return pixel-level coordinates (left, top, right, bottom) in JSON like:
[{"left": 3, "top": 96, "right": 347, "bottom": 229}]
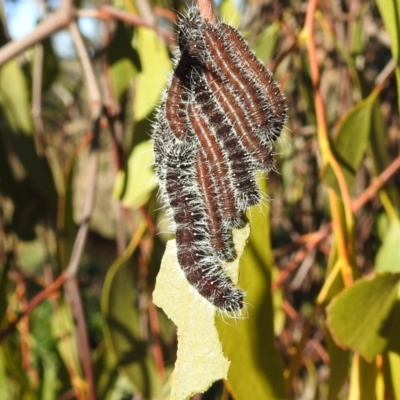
[
  {"left": 99, "top": 5, "right": 153, "bottom": 28},
  {"left": 77, "top": 6, "right": 175, "bottom": 47},
  {"left": 0, "top": 272, "right": 67, "bottom": 343},
  {"left": 0, "top": 2, "right": 74, "bottom": 66},
  {"left": 352, "top": 154, "right": 400, "bottom": 213},
  {"left": 197, "top": 0, "right": 215, "bottom": 23},
  {"left": 153, "top": 6, "right": 178, "bottom": 21},
  {"left": 101, "top": 62, "right": 127, "bottom": 255},
  {"left": 69, "top": 21, "right": 102, "bottom": 121}
]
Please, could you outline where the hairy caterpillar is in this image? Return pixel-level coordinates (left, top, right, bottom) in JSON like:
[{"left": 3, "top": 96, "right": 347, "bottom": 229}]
[
  {"left": 195, "top": 149, "right": 236, "bottom": 261},
  {"left": 220, "top": 23, "right": 288, "bottom": 141},
  {"left": 153, "top": 6, "right": 287, "bottom": 316},
  {"left": 204, "top": 68, "right": 275, "bottom": 171},
  {"left": 188, "top": 91, "right": 242, "bottom": 228},
  {"left": 165, "top": 143, "right": 244, "bottom": 312},
  {"left": 190, "top": 73, "right": 261, "bottom": 210}
]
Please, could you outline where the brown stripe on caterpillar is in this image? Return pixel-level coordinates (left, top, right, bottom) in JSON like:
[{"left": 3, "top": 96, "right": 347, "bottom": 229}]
[
  {"left": 187, "top": 91, "right": 243, "bottom": 227},
  {"left": 192, "top": 74, "right": 261, "bottom": 210},
  {"left": 165, "top": 143, "right": 244, "bottom": 312},
  {"left": 195, "top": 149, "right": 236, "bottom": 261},
  {"left": 220, "top": 23, "right": 287, "bottom": 140},
  {"left": 201, "top": 25, "right": 272, "bottom": 139},
  {"left": 203, "top": 68, "right": 275, "bottom": 172},
  {"left": 165, "top": 51, "right": 200, "bottom": 141}
]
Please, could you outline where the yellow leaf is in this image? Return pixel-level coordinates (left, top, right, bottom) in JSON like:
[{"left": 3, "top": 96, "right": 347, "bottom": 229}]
[
  {"left": 113, "top": 141, "right": 156, "bottom": 208},
  {"left": 133, "top": 27, "right": 171, "bottom": 122},
  {"left": 153, "top": 226, "right": 250, "bottom": 400}
]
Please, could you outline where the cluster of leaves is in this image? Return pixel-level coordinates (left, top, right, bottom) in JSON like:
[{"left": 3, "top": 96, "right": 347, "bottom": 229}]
[{"left": 0, "top": 0, "right": 400, "bottom": 399}]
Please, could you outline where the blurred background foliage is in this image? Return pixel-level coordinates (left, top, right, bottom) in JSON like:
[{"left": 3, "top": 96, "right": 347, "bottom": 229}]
[{"left": 0, "top": 0, "right": 400, "bottom": 399}]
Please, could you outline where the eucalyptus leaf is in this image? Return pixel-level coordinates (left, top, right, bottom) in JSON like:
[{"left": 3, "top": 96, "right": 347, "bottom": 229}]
[
  {"left": 0, "top": 60, "right": 33, "bottom": 133},
  {"left": 102, "top": 253, "right": 162, "bottom": 398},
  {"left": 327, "top": 273, "right": 400, "bottom": 362},
  {"left": 323, "top": 90, "right": 379, "bottom": 193},
  {"left": 133, "top": 27, "right": 171, "bottom": 122},
  {"left": 384, "top": 351, "right": 400, "bottom": 400},
  {"left": 376, "top": 0, "right": 400, "bottom": 114},
  {"left": 216, "top": 179, "right": 287, "bottom": 400},
  {"left": 253, "top": 21, "right": 280, "bottom": 63},
  {"left": 113, "top": 141, "right": 156, "bottom": 209},
  {"left": 325, "top": 326, "right": 349, "bottom": 400},
  {"left": 375, "top": 220, "right": 400, "bottom": 273}
]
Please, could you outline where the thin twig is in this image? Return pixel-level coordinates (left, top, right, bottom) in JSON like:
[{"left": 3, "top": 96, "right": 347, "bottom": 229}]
[
  {"left": 69, "top": 21, "right": 102, "bottom": 121},
  {"left": 136, "top": 0, "right": 155, "bottom": 26},
  {"left": 63, "top": 21, "right": 103, "bottom": 400},
  {"left": 66, "top": 23, "right": 102, "bottom": 279},
  {"left": 101, "top": 62, "right": 126, "bottom": 254},
  {"left": 31, "top": 43, "right": 45, "bottom": 155}
]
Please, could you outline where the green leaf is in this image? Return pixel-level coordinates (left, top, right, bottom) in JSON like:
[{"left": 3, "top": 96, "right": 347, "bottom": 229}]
[
  {"left": 0, "top": 61, "right": 58, "bottom": 210},
  {"left": 133, "top": 27, "right": 171, "bottom": 122},
  {"left": 0, "top": 349, "right": 9, "bottom": 399},
  {"left": 39, "top": 357, "right": 59, "bottom": 400},
  {"left": 0, "top": 124, "right": 43, "bottom": 240},
  {"left": 376, "top": 0, "right": 400, "bottom": 62},
  {"left": 2, "top": 337, "right": 31, "bottom": 395},
  {"left": 375, "top": 220, "right": 400, "bottom": 273},
  {"left": 220, "top": 0, "right": 240, "bottom": 26},
  {"left": 6, "top": 131, "right": 57, "bottom": 208},
  {"left": 39, "top": 38, "right": 60, "bottom": 92},
  {"left": 107, "top": 22, "right": 141, "bottom": 68},
  {"left": 110, "top": 59, "right": 138, "bottom": 101},
  {"left": 52, "top": 300, "right": 83, "bottom": 382},
  {"left": 370, "top": 99, "right": 391, "bottom": 174},
  {"left": 102, "top": 245, "right": 162, "bottom": 398},
  {"left": 0, "top": 60, "right": 33, "bottom": 133},
  {"left": 327, "top": 272, "right": 400, "bottom": 362},
  {"left": 350, "top": 12, "right": 364, "bottom": 56},
  {"left": 253, "top": 21, "right": 280, "bottom": 63},
  {"left": 93, "top": 341, "right": 118, "bottom": 400},
  {"left": 376, "top": 0, "right": 400, "bottom": 114},
  {"left": 323, "top": 89, "right": 379, "bottom": 193},
  {"left": 384, "top": 351, "right": 400, "bottom": 400},
  {"left": 107, "top": 22, "right": 141, "bottom": 100},
  {"left": 348, "top": 354, "right": 384, "bottom": 400},
  {"left": 216, "top": 178, "right": 287, "bottom": 400},
  {"left": 113, "top": 141, "right": 157, "bottom": 209},
  {"left": 272, "top": 267, "right": 285, "bottom": 336},
  {"left": 325, "top": 326, "right": 349, "bottom": 400}
]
